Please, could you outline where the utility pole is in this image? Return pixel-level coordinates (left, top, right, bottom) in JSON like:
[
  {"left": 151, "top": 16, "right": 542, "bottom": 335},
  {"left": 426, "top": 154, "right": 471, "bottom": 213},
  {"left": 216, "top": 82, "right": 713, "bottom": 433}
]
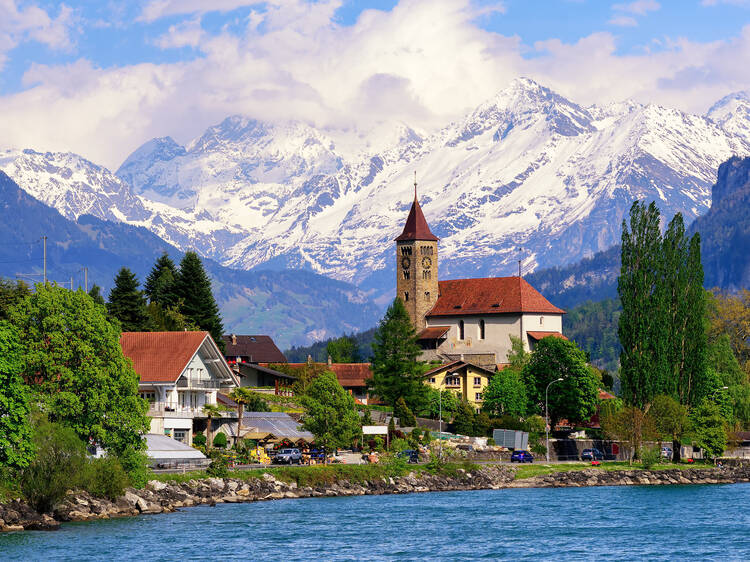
[
  {"left": 82, "top": 267, "right": 88, "bottom": 292},
  {"left": 42, "top": 236, "right": 47, "bottom": 285},
  {"left": 70, "top": 276, "right": 74, "bottom": 291}
]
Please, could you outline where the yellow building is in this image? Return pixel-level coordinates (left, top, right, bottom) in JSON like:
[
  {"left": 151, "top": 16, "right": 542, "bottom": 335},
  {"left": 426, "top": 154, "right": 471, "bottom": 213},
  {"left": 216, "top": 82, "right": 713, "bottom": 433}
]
[{"left": 423, "top": 360, "right": 496, "bottom": 412}]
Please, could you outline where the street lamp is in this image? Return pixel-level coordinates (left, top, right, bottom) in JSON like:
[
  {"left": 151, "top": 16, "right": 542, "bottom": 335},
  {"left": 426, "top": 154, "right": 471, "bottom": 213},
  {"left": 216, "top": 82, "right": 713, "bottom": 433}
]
[{"left": 546, "top": 378, "right": 564, "bottom": 463}]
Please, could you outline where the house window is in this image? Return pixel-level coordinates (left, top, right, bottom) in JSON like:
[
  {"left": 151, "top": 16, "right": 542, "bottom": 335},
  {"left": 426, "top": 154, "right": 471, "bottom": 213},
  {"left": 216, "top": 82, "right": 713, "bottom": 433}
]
[
  {"left": 446, "top": 376, "right": 460, "bottom": 387},
  {"left": 404, "top": 291, "right": 409, "bottom": 302},
  {"left": 139, "top": 391, "right": 156, "bottom": 403},
  {"left": 479, "top": 319, "right": 485, "bottom": 340},
  {"left": 401, "top": 246, "right": 412, "bottom": 256},
  {"left": 458, "top": 320, "right": 464, "bottom": 340},
  {"left": 425, "top": 291, "right": 430, "bottom": 300},
  {"left": 540, "top": 317, "right": 544, "bottom": 325},
  {"left": 429, "top": 377, "right": 436, "bottom": 383},
  {"left": 403, "top": 270, "right": 410, "bottom": 279},
  {"left": 475, "top": 393, "right": 483, "bottom": 401},
  {"left": 474, "top": 377, "right": 481, "bottom": 386},
  {"left": 422, "top": 270, "right": 431, "bottom": 280},
  {"left": 173, "top": 429, "right": 188, "bottom": 443}
]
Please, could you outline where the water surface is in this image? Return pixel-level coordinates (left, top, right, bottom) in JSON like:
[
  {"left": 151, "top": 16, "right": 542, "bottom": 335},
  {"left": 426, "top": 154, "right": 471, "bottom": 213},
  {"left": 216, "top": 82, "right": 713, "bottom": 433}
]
[{"left": 2, "top": 483, "right": 749, "bottom": 560}]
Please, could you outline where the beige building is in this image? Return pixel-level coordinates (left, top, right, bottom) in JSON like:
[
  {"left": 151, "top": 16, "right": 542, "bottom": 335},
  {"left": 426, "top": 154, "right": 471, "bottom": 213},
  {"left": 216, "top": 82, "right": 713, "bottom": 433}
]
[
  {"left": 395, "top": 192, "right": 566, "bottom": 368},
  {"left": 424, "top": 360, "right": 496, "bottom": 412}
]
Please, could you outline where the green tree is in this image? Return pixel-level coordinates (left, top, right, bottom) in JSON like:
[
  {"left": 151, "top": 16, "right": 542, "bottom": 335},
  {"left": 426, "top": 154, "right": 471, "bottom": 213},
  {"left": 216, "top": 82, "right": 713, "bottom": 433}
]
[
  {"left": 144, "top": 252, "right": 179, "bottom": 307},
  {"left": 691, "top": 400, "right": 727, "bottom": 459},
  {"left": 649, "top": 395, "right": 689, "bottom": 462},
  {"left": 368, "top": 298, "right": 428, "bottom": 412},
  {"left": 453, "top": 399, "right": 476, "bottom": 436},
  {"left": 88, "top": 284, "right": 106, "bottom": 307},
  {"left": 618, "top": 201, "right": 666, "bottom": 409},
  {"left": 506, "top": 335, "right": 531, "bottom": 369},
  {"left": 327, "top": 335, "right": 359, "bottom": 363},
  {"left": 474, "top": 411, "right": 492, "bottom": 436},
  {"left": 394, "top": 397, "right": 416, "bottom": 427},
  {"left": 708, "top": 289, "right": 750, "bottom": 378},
  {"left": 301, "top": 371, "right": 361, "bottom": 452},
  {"left": 522, "top": 337, "right": 600, "bottom": 426},
  {"left": 707, "top": 334, "right": 745, "bottom": 388},
  {"left": 202, "top": 403, "right": 229, "bottom": 451},
  {"left": 10, "top": 285, "right": 149, "bottom": 455},
  {"left": 174, "top": 252, "right": 224, "bottom": 350},
  {"left": 146, "top": 302, "right": 198, "bottom": 332},
  {"left": 422, "top": 388, "right": 459, "bottom": 420},
  {"left": 601, "top": 405, "right": 656, "bottom": 465},
  {"left": 0, "top": 278, "right": 30, "bottom": 320},
  {"left": 212, "top": 431, "right": 228, "bottom": 449},
  {"left": 0, "top": 322, "right": 33, "bottom": 469},
  {"left": 482, "top": 368, "right": 527, "bottom": 417},
  {"left": 107, "top": 267, "right": 150, "bottom": 332}
]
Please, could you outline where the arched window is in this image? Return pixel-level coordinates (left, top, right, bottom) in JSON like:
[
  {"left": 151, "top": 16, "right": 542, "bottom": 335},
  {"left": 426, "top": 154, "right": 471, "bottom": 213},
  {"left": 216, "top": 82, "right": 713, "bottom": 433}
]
[
  {"left": 479, "top": 319, "right": 485, "bottom": 340},
  {"left": 458, "top": 320, "right": 464, "bottom": 340},
  {"left": 404, "top": 291, "right": 409, "bottom": 302}
]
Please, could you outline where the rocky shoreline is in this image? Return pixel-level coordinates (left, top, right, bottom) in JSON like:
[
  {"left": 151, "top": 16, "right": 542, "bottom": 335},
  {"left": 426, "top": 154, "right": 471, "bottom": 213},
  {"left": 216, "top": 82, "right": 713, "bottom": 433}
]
[{"left": 2, "top": 465, "right": 750, "bottom": 533}]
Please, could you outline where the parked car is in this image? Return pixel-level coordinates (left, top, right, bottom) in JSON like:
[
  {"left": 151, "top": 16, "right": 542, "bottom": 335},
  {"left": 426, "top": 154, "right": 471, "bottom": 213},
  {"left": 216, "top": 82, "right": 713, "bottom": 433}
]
[
  {"left": 273, "top": 448, "right": 302, "bottom": 464},
  {"left": 661, "top": 447, "right": 673, "bottom": 459},
  {"left": 580, "top": 448, "right": 605, "bottom": 461},
  {"left": 511, "top": 450, "right": 534, "bottom": 463},
  {"left": 398, "top": 449, "right": 419, "bottom": 464}
]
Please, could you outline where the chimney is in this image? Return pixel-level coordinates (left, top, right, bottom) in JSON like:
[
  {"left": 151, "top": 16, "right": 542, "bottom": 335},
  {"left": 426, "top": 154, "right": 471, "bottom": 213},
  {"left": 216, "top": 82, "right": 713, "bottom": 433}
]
[{"left": 231, "top": 334, "right": 237, "bottom": 346}]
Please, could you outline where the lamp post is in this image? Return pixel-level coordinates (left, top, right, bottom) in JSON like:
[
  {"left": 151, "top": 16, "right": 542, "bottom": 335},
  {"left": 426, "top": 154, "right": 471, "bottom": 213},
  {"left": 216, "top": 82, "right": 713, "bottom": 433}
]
[{"left": 546, "top": 378, "right": 564, "bottom": 463}]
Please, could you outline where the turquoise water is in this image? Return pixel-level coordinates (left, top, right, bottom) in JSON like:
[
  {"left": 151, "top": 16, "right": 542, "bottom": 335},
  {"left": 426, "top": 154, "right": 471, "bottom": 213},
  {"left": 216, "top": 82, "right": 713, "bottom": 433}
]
[{"left": 3, "top": 484, "right": 750, "bottom": 560}]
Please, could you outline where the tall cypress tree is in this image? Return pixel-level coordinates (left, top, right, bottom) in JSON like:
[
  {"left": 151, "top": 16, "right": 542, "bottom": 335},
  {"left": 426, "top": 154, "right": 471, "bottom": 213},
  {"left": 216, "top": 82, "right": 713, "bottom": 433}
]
[
  {"left": 679, "top": 233, "right": 708, "bottom": 405},
  {"left": 618, "top": 201, "right": 664, "bottom": 409},
  {"left": 144, "top": 252, "right": 178, "bottom": 307},
  {"left": 368, "top": 297, "right": 428, "bottom": 412},
  {"left": 107, "top": 268, "right": 150, "bottom": 332},
  {"left": 174, "top": 252, "right": 224, "bottom": 349}
]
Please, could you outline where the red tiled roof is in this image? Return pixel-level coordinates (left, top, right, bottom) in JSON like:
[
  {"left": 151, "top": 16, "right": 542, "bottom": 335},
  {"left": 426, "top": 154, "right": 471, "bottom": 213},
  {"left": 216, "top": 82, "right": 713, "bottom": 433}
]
[
  {"left": 599, "top": 389, "right": 616, "bottom": 400},
  {"left": 496, "top": 363, "right": 511, "bottom": 371},
  {"left": 527, "top": 331, "right": 568, "bottom": 341},
  {"left": 222, "top": 334, "right": 287, "bottom": 363},
  {"left": 276, "top": 362, "right": 373, "bottom": 388},
  {"left": 423, "top": 360, "right": 495, "bottom": 377},
  {"left": 395, "top": 197, "right": 438, "bottom": 241},
  {"left": 120, "top": 331, "right": 208, "bottom": 383},
  {"left": 427, "top": 277, "right": 565, "bottom": 317},
  {"left": 417, "top": 326, "right": 450, "bottom": 340}
]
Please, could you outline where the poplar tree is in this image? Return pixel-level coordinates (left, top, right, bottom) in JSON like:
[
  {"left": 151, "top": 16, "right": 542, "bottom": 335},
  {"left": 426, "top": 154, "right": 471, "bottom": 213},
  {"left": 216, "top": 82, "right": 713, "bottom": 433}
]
[
  {"left": 144, "top": 252, "right": 178, "bottom": 307},
  {"left": 368, "top": 297, "right": 428, "bottom": 412},
  {"left": 107, "top": 268, "right": 150, "bottom": 332},
  {"left": 174, "top": 252, "right": 224, "bottom": 349},
  {"left": 618, "top": 201, "right": 665, "bottom": 409}
]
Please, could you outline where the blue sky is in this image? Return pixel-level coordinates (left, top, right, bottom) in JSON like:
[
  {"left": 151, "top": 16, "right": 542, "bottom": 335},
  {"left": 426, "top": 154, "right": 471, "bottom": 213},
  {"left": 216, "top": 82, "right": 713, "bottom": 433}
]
[{"left": 1, "top": 0, "right": 750, "bottom": 167}]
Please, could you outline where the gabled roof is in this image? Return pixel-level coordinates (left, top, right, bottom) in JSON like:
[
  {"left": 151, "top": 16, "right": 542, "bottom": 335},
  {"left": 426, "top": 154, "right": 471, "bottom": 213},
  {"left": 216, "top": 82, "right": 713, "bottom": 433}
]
[
  {"left": 599, "top": 389, "right": 616, "bottom": 400},
  {"left": 527, "top": 331, "right": 568, "bottom": 341},
  {"left": 395, "top": 197, "right": 438, "bottom": 242},
  {"left": 427, "top": 276, "right": 565, "bottom": 317},
  {"left": 121, "top": 331, "right": 210, "bottom": 383},
  {"left": 417, "top": 326, "right": 451, "bottom": 340},
  {"left": 423, "top": 360, "right": 496, "bottom": 378},
  {"left": 222, "top": 334, "right": 287, "bottom": 363},
  {"left": 277, "top": 362, "right": 373, "bottom": 388}
]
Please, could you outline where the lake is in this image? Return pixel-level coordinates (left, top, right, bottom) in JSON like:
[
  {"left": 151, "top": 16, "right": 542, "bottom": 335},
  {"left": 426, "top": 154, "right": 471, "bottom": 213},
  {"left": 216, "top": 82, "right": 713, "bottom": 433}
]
[{"left": 2, "top": 483, "right": 750, "bottom": 560}]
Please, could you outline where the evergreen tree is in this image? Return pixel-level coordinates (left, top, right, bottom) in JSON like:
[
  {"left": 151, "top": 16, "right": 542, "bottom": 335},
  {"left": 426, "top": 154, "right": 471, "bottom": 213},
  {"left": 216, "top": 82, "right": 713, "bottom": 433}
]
[
  {"left": 88, "top": 284, "right": 106, "bottom": 307},
  {"left": 394, "top": 397, "right": 416, "bottom": 426},
  {"left": 618, "top": 201, "right": 665, "bottom": 409},
  {"left": 106, "top": 268, "right": 150, "bottom": 332},
  {"left": 144, "top": 252, "right": 178, "bottom": 307},
  {"left": 368, "top": 298, "right": 428, "bottom": 412},
  {"left": 327, "top": 335, "right": 359, "bottom": 363},
  {"left": 174, "top": 252, "right": 224, "bottom": 350}
]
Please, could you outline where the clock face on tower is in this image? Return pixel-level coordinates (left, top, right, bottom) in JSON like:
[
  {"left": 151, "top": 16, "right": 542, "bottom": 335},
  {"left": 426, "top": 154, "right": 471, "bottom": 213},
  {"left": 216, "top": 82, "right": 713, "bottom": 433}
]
[
  {"left": 421, "top": 256, "right": 432, "bottom": 269},
  {"left": 401, "top": 257, "right": 411, "bottom": 269}
]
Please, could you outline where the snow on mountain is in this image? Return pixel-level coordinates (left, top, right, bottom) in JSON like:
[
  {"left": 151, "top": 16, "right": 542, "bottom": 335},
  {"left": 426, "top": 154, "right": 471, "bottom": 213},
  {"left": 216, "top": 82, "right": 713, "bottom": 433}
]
[{"left": 4, "top": 78, "right": 750, "bottom": 303}]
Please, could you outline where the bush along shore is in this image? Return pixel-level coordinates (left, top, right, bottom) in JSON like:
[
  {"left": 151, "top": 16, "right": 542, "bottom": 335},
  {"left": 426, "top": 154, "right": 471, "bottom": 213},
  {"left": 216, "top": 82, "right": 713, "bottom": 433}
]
[{"left": 3, "top": 464, "right": 750, "bottom": 532}]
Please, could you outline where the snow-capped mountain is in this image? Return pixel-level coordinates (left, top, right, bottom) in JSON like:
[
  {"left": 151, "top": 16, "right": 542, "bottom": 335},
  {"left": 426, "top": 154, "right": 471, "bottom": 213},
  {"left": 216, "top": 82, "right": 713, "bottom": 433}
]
[{"left": 4, "top": 78, "right": 750, "bottom": 302}]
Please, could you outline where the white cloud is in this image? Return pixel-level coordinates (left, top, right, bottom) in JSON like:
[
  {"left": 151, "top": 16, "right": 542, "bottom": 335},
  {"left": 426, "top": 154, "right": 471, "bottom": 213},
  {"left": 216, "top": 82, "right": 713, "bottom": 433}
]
[
  {"left": 608, "top": 15, "right": 638, "bottom": 26},
  {"left": 139, "top": 0, "right": 267, "bottom": 22},
  {"left": 0, "top": 1, "right": 76, "bottom": 68},
  {"left": 702, "top": 0, "right": 750, "bottom": 5},
  {"left": 2, "top": 0, "right": 750, "bottom": 169},
  {"left": 612, "top": 1, "right": 660, "bottom": 15}
]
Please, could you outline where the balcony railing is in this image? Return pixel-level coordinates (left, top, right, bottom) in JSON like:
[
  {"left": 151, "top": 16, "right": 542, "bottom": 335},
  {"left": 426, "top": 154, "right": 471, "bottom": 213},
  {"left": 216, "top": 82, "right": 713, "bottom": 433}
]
[
  {"left": 176, "top": 379, "right": 223, "bottom": 390},
  {"left": 147, "top": 403, "right": 232, "bottom": 418}
]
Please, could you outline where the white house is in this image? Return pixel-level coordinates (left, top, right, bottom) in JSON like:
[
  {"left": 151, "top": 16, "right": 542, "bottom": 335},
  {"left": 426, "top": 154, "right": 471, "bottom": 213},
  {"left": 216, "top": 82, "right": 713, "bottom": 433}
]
[{"left": 120, "top": 331, "right": 238, "bottom": 445}]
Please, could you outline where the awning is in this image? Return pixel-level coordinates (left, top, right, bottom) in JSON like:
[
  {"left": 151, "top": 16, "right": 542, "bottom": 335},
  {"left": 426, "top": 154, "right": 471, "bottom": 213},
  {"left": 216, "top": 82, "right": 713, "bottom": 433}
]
[
  {"left": 417, "top": 326, "right": 451, "bottom": 340},
  {"left": 526, "top": 331, "right": 568, "bottom": 341}
]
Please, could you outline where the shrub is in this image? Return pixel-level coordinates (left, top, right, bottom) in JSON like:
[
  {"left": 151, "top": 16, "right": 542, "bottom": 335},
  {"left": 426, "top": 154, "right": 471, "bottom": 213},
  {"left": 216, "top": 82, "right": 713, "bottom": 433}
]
[
  {"left": 531, "top": 442, "right": 547, "bottom": 456},
  {"left": 487, "top": 438, "right": 495, "bottom": 446},
  {"left": 193, "top": 434, "right": 206, "bottom": 447},
  {"left": 373, "top": 436, "right": 384, "bottom": 452},
  {"left": 409, "top": 427, "right": 422, "bottom": 448},
  {"left": 213, "top": 432, "right": 228, "bottom": 449},
  {"left": 207, "top": 455, "right": 229, "bottom": 477},
  {"left": 641, "top": 446, "right": 661, "bottom": 469},
  {"left": 390, "top": 438, "right": 410, "bottom": 452},
  {"left": 21, "top": 421, "right": 87, "bottom": 513},
  {"left": 84, "top": 456, "right": 129, "bottom": 500},
  {"left": 394, "top": 397, "right": 416, "bottom": 427},
  {"left": 117, "top": 446, "right": 152, "bottom": 489}
]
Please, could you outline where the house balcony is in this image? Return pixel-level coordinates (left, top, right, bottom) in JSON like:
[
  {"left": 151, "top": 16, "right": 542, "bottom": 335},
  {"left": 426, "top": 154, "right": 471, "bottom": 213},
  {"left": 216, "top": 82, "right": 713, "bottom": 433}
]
[
  {"left": 175, "top": 379, "right": 224, "bottom": 390},
  {"left": 147, "top": 403, "right": 233, "bottom": 418}
]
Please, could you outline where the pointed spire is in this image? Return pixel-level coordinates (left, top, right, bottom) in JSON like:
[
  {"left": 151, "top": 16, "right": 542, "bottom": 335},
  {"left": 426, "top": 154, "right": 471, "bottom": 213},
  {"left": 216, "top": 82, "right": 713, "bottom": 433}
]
[{"left": 395, "top": 173, "right": 438, "bottom": 242}]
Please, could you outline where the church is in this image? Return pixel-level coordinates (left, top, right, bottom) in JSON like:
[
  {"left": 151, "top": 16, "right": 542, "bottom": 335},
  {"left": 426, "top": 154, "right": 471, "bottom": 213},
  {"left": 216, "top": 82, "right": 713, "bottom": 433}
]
[{"left": 395, "top": 186, "right": 566, "bottom": 372}]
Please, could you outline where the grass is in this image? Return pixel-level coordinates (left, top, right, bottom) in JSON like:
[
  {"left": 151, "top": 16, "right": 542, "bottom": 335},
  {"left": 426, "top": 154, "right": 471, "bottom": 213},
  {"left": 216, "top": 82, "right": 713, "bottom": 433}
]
[
  {"left": 512, "top": 461, "right": 714, "bottom": 480},
  {"left": 150, "top": 460, "right": 481, "bottom": 488}
]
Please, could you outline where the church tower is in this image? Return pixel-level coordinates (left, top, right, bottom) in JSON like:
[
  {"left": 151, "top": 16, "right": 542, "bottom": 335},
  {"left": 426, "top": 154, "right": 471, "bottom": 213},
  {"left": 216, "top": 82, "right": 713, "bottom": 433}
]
[{"left": 395, "top": 176, "right": 439, "bottom": 332}]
